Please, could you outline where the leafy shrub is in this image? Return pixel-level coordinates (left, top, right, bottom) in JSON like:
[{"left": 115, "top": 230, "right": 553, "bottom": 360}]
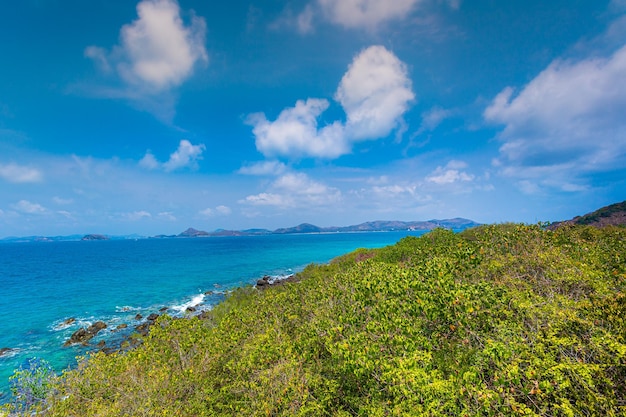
[
  {"left": 22, "top": 224, "right": 626, "bottom": 416},
  {"left": 5, "top": 358, "right": 56, "bottom": 415}
]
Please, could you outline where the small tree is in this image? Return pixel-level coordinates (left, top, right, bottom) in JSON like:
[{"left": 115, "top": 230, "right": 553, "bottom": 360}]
[{"left": 8, "top": 358, "right": 56, "bottom": 415}]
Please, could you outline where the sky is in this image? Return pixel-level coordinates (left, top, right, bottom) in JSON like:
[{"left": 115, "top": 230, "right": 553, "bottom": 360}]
[{"left": 1, "top": 0, "right": 625, "bottom": 237}]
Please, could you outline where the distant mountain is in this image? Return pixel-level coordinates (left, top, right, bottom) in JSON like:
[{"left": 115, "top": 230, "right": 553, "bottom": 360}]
[
  {"left": 178, "top": 228, "right": 210, "bottom": 237},
  {"left": 0, "top": 218, "right": 481, "bottom": 243},
  {"left": 273, "top": 223, "right": 325, "bottom": 234},
  {"left": 176, "top": 218, "right": 481, "bottom": 238},
  {"left": 549, "top": 201, "right": 626, "bottom": 229},
  {"left": 81, "top": 234, "right": 109, "bottom": 241}
]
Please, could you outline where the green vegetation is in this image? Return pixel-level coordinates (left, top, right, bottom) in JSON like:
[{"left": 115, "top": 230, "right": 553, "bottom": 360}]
[{"left": 3, "top": 224, "right": 626, "bottom": 416}]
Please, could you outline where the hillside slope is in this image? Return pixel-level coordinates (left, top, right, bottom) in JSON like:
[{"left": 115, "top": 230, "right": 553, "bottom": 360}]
[
  {"left": 550, "top": 200, "right": 626, "bottom": 229},
  {"left": 7, "top": 224, "right": 626, "bottom": 416}
]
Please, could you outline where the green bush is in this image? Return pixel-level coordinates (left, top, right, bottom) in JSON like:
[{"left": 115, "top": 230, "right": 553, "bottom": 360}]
[{"left": 12, "top": 224, "right": 626, "bottom": 416}]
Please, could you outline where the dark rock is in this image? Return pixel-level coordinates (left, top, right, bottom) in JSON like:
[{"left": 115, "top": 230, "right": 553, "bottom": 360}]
[
  {"left": 64, "top": 328, "right": 91, "bottom": 346},
  {"left": 147, "top": 313, "right": 159, "bottom": 321},
  {"left": 63, "top": 317, "right": 76, "bottom": 326},
  {"left": 135, "top": 314, "right": 143, "bottom": 320},
  {"left": 0, "top": 347, "right": 13, "bottom": 357},
  {"left": 135, "top": 322, "right": 151, "bottom": 336},
  {"left": 115, "top": 324, "right": 128, "bottom": 331},
  {"left": 87, "top": 321, "right": 107, "bottom": 334},
  {"left": 186, "top": 306, "right": 197, "bottom": 312},
  {"left": 159, "top": 307, "right": 168, "bottom": 312},
  {"left": 97, "top": 340, "right": 106, "bottom": 348},
  {"left": 64, "top": 321, "right": 107, "bottom": 346}
]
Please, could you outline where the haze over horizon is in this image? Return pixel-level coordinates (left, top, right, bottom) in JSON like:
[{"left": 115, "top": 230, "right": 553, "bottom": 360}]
[{"left": 1, "top": 0, "right": 625, "bottom": 238}]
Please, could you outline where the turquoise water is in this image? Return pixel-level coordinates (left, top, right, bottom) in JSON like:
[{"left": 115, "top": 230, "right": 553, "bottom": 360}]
[{"left": 0, "top": 231, "right": 427, "bottom": 399}]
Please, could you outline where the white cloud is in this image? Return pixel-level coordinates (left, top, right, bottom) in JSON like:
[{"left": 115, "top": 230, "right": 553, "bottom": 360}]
[
  {"left": 417, "top": 106, "right": 451, "bottom": 134},
  {"left": 123, "top": 210, "right": 152, "bottom": 221},
  {"left": 199, "top": 205, "right": 231, "bottom": 217},
  {"left": 52, "top": 196, "right": 74, "bottom": 205},
  {"left": 163, "top": 140, "right": 205, "bottom": 172},
  {"left": 317, "top": 0, "right": 422, "bottom": 29},
  {"left": 0, "top": 163, "right": 43, "bottom": 183},
  {"left": 426, "top": 161, "right": 474, "bottom": 185},
  {"left": 336, "top": 45, "right": 415, "bottom": 141},
  {"left": 139, "top": 152, "right": 160, "bottom": 170},
  {"left": 242, "top": 173, "right": 341, "bottom": 208},
  {"left": 247, "top": 46, "right": 414, "bottom": 160},
  {"left": 297, "top": 4, "right": 315, "bottom": 33},
  {"left": 238, "top": 161, "right": 287, "bottom": 176},
  {"left": 158, "top": 211, "right": 177, "bottom": 221},
  {"left": 12, "top": 200, "right": 47, "bottom": 214},
  {"left": 246, "top": 99, "right": 347, "bottom": 159},
  {"left": 86, "top": 0, "right": 207, "bottom": 92},
  {"left": 485, "top": 43, "right": 626, "bottom": 179},
  {"left": 216, "top": 205, "right": 232, "bottom": 215},
  {"left": 140, "top": 140, "right": 205, "bottom": 172}
]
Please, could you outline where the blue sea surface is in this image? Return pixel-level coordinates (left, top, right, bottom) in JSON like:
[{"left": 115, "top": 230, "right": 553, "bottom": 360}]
[{"left": 0, "top": 231, "right": 428, "bottom": 400}]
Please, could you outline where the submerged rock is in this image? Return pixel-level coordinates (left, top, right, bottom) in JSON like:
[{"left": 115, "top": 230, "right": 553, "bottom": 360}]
[{"left": 0, "top": 347, "right": 13, "bottom": 357}]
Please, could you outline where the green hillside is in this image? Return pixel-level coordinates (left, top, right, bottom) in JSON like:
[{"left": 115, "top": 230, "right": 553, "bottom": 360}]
[{"left": 5, "top": 224, "right": 626, "bottom": 416}]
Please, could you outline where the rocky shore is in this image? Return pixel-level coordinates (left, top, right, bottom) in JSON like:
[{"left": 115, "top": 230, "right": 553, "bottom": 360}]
[{"left": 58, "top": 274, "right": 296, "bottom": 356}]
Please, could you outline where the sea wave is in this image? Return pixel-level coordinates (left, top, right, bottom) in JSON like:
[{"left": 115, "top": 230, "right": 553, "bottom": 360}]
[{"left": 171, "top": 294, "right": 206, "bottom": 314}]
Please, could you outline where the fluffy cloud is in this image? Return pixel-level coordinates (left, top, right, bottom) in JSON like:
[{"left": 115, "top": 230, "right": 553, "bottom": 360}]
[
  {"left": 426, "top": 161, "right": 474, "bottom": 185},
  {"left": 0, "top": 163, "right": 42, "bottom": 183},
  {"left": 199, "top": 205, "right": 231, "bottom": 217},
  {"left": 86, "top": 0, "right": 207, "bottom": 92},
  {"left": 316, "top": 0, "right": 421, "bottom": 29},
  {"left": 242, "top": 173, "right": 341, "bottom": 208},
  {"left": 140, "top": 140, "right": 205, "bottom": 172},
  {"left": 336, "top": 45, "right": 415, "bottom": 141},
  {"left": 123, "top": 210, "right": 152, "bottom": 221},
  {"left": 237, "top": 160, "right": 288, "bottom": 176},
  {"left": 12, "top": 200, "right": 47, "bottom": 214},
  {"left": 247, "top": 46, "right": 414, "bottom": 160},
  {"left": 246, "top": 99, "right": 347, "bottom": 159},
  {"left": 485, "top": 43, "right": 626, "bottom": 179}
]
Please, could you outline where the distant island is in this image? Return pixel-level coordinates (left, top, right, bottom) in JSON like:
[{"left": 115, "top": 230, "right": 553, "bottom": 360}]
[
  {"left": 0, "top": 218, "right": 481, "bottom": 243},
  {"left": 173, "top": 218, "right": 481, "bottom": 238}
]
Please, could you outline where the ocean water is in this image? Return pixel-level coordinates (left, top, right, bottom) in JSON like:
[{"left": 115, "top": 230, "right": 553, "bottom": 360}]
[{"left": 0, "top": 231, "right": 427, "bottom": 400}]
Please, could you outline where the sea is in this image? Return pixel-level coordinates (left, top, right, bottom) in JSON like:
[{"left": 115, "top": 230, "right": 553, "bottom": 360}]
[{"left": 0, "top": 231, "right": 428, "bottom": 401}]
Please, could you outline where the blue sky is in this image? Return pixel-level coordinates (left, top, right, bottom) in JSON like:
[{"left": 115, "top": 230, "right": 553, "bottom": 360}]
[{"left": 1, "top": 0, "right": 625, "bottom": 237}]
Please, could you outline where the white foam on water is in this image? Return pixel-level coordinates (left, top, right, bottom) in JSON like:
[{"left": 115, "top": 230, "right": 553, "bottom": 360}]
[{"left": 171, "top": 294, "right": 206, "bottom": 314}]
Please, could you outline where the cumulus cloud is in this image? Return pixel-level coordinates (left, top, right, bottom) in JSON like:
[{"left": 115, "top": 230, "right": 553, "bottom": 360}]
[
  {"left": 163, "top": 140, "right": 206, "bottom": 172},
  {"left": 485, "top": 43, "right": 626, "bottom": 180},
  {"left": 247, "top": 46, "right": 414, "bottom": 160},
  {"left": 336, "top": 45, "right": 415, "bottom": 140},
  {"left": 241, "top": 173, "right": 341, "bottom": 208},
  {"left": 238, "top": 160, "right": 287, "bottom": 176},
  {"left": 140, "top": 140, "right": 205, "bottom": 172},
  {"left": 316, "top": 0, "right": 422, "bottom": 29},
  {"left": 86, "top": 0, "right": 207, "bottom": 92},
  {"left": 158, "top": 211, "right": 177, "bottom": 221},
  {"left": 12, "top": 200, "right": 47, "bottom": 214},
  {"left": 0, "top": 163, "right": 43, "bottom": 183},
  {"left": 426, "top": 161, "right": 474, "bottom": 185},
  {"left": 123, "top": 210, "right": 152, "bottom": 221},
  {"left": 199, "top": 205, "right": 232, "bottom": 217},
  {"left": 246, "top": 99, "right": 347, "bottom": 159}
]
